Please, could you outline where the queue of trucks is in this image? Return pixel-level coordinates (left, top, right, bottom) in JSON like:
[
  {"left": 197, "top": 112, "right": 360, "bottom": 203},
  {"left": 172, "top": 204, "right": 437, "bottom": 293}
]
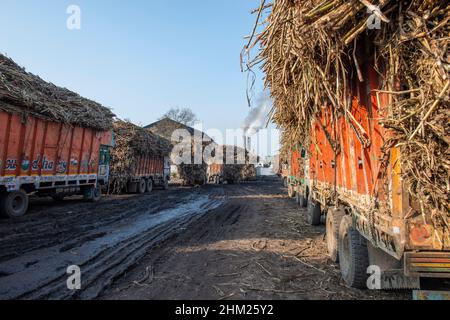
[
  {"left": 0, "top": 55, "right": 255, "bottom": 219},
  {"left": 282, "top": 54, "right": 450, "bottom": 289}
]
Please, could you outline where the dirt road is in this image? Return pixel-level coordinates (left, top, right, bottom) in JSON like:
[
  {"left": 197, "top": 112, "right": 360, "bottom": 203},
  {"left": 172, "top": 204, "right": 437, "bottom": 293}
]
[
  {"left": 0, "top": 186, "right": 224, "bottom": 299},
  {"left": 0, "top": 177, "right": 407, "bottom": 300},
  {"left": 102, "top": 177, "right": 407, "bottom": 300}
]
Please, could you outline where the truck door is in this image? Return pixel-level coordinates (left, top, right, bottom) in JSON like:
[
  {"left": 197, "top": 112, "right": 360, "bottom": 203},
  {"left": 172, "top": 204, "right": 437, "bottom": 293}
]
[{"left": 98, "top": 145, "right": 110, "bottom": 183}]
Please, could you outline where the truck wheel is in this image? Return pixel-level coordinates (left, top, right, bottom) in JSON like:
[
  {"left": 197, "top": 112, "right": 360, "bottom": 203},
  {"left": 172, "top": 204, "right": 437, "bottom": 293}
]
[
  {"left": 84, "top": 185, "right": 102, "bottom": 202},
  {"left": 138, "top": 179, "right": 146, "bottom": 194},
  {"left": 162, "top": 179, "right": 169, "bottom": 190},
  {"left": 326, "top": 207, "right": 345, "bottom": 262},
  {"left": 288, "top": 185, "right": 296, "bottom": 198},
  {"left": 1, "top": 190, "right": 29, "bottom": 218},
  {"left": 299, "top": 194, "right": 308, "bottom": 208},
  {"left": 146, "top": 179, "right": 153, "bottom": 193},
  {"left": 306, "top": 198, "right": 321, "bottom": 226},
  {"left": 338, "top": 215, "right": 369, "bottom": 289},
  {"left": 295, "top": 191, "right": 300, "bottom": 204}
]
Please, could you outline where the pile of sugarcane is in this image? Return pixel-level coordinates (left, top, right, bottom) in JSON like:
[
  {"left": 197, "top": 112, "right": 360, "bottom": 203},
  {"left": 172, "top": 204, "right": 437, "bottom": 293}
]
[
  {"left": 109, "top": 120, "right": 171, "bottom": 193},
  {"left": 244, "top": 0, "right": 449, "bottom": 224},
  {"left": 147, "top": 118, "right": 213, "bottom": 186},
  {"left": 176, "top": 164, "right": 208, "bottom": 186},
  {"left": 221, "top": 145, "right": 257, "bottom": 183},
  {"left": 0, "top": 54, "right": 114, "bottom": 130},
  {"left": 241, "top": 164, "right": 257, "bottom": 181}
]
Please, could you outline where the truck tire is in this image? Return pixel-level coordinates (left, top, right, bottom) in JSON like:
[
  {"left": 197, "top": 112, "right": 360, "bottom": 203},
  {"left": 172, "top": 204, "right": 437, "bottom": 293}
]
[
  {"left": 146, "top": 179, "right": 153, "bottom": 193},
  {"left": 295, "top": 191, "right": 301, "bottom": 204},
  {"left": 326, "top": 207, "right": 346, "bottom": 262},
  {"left": 306, "top": 198, "right": 321, "bottom": 226},
  {"left": 288, "top": 185, "right": 296, "bottom": 198},
  {"left": 138, "top": 179, "right": 146, "bottom": 194},
  {"left": 162, "top": 178, "right": 169, "bottom": 190},
  {"left": 338, "top": 215, "right": 369, "bottom": 289},
  {"left": 299, "top": 193, "right": 308, "bottom": 208},
  {"left": 83, "top": 185, "right": 102, "bottom": 202},
  {"left": 1, "top": 190, "right": 29, "bottom": 218}
]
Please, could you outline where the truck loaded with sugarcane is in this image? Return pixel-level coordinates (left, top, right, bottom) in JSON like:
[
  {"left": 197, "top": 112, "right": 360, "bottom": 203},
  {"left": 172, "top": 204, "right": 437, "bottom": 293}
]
[
  {"left": 108, "top": 120, "right": 171, "bottom": 194},
  {"left": 0, "top": 54, "right": 172, "bottom": 218},
  {"left": 246, "top": 0, "right": 449, "bottom": 289},
  {"left": 0, "top": 54, "right": 115, "bottom": 218}
]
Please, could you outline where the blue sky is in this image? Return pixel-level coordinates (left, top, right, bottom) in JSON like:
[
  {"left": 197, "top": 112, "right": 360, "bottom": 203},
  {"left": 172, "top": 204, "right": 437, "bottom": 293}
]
[{"left": 0, "top": 0, "right": 279, "bottom": 156}]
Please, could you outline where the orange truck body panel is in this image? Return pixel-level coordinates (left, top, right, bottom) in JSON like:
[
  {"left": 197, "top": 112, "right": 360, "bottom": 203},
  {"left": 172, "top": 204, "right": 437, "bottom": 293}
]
[
  {"left": 288, "top": 150, "right": 302, "bottom": 183},
  {"left": 308, "top": 64, "right": 389, "bottom": 209},
  {"left": 305, "top": 58, "right": 449, "bottom": 269},
  {"left": 133, "top": 155, "right": 165, "bottom": 177},
  {"left": 208, "top": 164, "right": 223, "bottom": 176},
  {"left": 0, "top": 111, "right": 112, "bottom": 191}
]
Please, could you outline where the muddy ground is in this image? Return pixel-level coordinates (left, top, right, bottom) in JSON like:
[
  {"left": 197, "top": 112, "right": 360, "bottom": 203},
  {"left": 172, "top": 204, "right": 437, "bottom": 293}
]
[{"left": 0, "top": 177, "right": 409, "bottom": 300}]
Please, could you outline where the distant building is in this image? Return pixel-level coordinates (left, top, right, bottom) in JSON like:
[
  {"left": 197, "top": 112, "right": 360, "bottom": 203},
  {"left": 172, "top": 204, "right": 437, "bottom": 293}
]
[{"left": 144, "top": 118, "right": 212, "bottom": 142}]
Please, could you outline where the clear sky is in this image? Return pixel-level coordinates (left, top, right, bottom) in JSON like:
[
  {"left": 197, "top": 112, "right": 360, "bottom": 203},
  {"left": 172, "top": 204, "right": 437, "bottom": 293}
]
[{"left": 0, "top": 0, "right": 279, "bottom": 157}]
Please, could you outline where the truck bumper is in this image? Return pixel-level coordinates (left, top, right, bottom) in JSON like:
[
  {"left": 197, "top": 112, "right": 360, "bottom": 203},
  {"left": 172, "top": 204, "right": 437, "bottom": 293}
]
[{"left": 405, "top": 252, "right": 450, "bottom": 278}]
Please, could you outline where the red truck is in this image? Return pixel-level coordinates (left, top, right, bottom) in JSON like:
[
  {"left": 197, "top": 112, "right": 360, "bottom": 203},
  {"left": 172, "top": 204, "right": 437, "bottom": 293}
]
[
  {"left": 293, "top": 58, "right": 449, "bottom": 289},
  {"left": 109, "top": 120, "right": 171, "bottom": 194},
  {"left": 0, "top": 54, "right": 115, "bottom": 218},
  {"left": 207, "top": 163, "right": 223, "bottom": 184},
  {"left": 124, "top": 155, "right": 171, "bottom": 193}
]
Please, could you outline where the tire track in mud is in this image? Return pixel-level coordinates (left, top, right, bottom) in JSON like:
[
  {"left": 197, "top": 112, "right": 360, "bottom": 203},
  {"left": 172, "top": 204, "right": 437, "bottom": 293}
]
[
  {"left": 0, "top": 186, "right": 226, "bottom": 299},
  {"left": 0, "top": 188, "right": 198, "bottom": 262}
]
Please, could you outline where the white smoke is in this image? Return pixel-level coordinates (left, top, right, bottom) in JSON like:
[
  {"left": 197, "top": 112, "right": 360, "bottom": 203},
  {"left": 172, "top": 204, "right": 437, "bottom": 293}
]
[{"left": 242, "top": 92, "right": 271, "bottom": 136}]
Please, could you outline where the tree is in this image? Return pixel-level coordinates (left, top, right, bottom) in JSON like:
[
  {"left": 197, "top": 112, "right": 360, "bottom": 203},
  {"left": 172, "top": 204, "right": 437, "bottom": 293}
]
[{"left": 160, "top": 107, "right": 199, "bottom": 126}]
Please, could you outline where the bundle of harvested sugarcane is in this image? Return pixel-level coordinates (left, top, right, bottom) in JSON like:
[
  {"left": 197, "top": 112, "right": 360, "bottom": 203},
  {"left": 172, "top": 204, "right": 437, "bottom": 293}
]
[
  {"left": 109, "top": 120, "right": 171, "bottom": 193},
  {"left": 0, "top": 54, "right": 115, "bottom": 130},
  {"left": 245, "top": 0, "right": 449, "bottom": 220},
  {"left": 221, "top": 145, "right": 257, "bottom": 183},
  {"left": 146, "top": 118, "right": 218, "bottom": 186},
  {"left": 176, "top": 163, "right": 208, "bottom": 186},
  {"left": 240, "top": 164, "right": 257, "bottom": 181},
  {"left": 223, "top": 164, "right": 243, "bottom": 184}
]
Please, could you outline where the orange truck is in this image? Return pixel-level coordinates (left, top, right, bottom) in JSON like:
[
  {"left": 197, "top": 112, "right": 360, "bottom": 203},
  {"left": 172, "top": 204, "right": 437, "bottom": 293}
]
[
  {"left": 207, "top": 163, "right": 223, "bottom": 184},
  {"left": 124, "top": 155, "right": 171, "bottom": 193},
  {"left": 0, "top": 54, "right": 115, "bottom": 218},
  {"left": 292, "top": 58, "right": 449, "bottom": 289},
  {"left": 109, "top": 120, "right": 171, "bottom": 194},
  {"left": 0, "top": 111, "right": 114, "bottom": 218}
]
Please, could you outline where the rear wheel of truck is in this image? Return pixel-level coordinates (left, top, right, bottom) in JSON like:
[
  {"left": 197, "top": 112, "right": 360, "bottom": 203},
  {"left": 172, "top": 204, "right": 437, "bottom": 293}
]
[
  {"left": 162, "top": 178, "right": 169, "bottom": 190},
  {"left": 299, "top": 194, "right": 308, "bottom": 208},
  {"left": 295, "top": 191, "right": 300, "bottom": 204},
  {"left": 1, "top": 190, "right": 29, "bottom": 218},
  {"left": 306, "top": 198, "right": 321, "bottom": 226},
  {"left": 146, "top": 179, "right": 153, "bottom": 193},
  {"left": 83, "top": 185, "right": 102, "bottom": 202},
  {"left": 326, "top": 207, "right": 345, "bottom": 262},
  {"left": 138, "top": 179, "right": 146, "bottom": 194},
  {"left": 338, "top": 215, "right": 369, "bottom": 289}
]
